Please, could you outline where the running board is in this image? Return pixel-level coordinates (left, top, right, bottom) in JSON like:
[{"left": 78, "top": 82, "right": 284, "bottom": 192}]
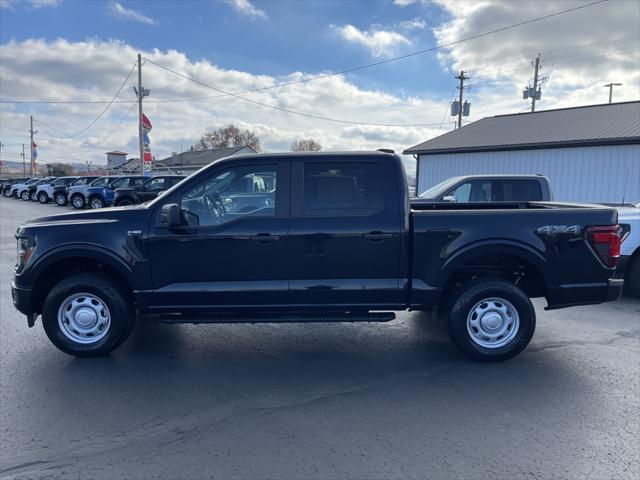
[{"left": 156, "top": 312, "right": 396, "bottom": 324}]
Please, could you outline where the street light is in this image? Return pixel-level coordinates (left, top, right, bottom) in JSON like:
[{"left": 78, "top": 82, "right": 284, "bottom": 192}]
[{"left": 604, "top": 83, "right": 622, "bottom": 104}]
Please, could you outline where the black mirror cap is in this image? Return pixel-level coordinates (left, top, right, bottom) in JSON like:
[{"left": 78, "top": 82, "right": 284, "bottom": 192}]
[{"left": 160, "top": 203, "right": 181, "bottom": 226}]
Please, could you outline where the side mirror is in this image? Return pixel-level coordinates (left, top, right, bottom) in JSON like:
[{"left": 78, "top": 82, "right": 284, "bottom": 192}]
[
  {"left": 160, "top": 203, "right": 181, "bottom": 226},
  {"left": 442, "top": 195, "right": 457, "bottom": 203}
]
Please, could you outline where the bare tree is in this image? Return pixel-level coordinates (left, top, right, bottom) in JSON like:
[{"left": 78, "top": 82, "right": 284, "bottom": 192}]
[
  {"left": 290, "top": 138, "right": 322, "bottom": 152},
  {"left": 193, "top": 124, "right": 262, "bottom": 152}
]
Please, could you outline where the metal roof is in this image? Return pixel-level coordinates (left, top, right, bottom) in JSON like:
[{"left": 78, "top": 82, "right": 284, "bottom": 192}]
[
  {"left": 160, "top": 146, "right": 256, "bottom": 167},
  {"left": 404, "top": 101, "right": 640, "bottom": 155}
]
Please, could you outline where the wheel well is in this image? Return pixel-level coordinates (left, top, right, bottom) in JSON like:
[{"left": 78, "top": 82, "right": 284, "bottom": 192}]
[
  {"left": 441, "top": 253, "right": 547, "bottom": 308},
  {"left": 32, "top": 257, "right": 134, "bottom": 315}
]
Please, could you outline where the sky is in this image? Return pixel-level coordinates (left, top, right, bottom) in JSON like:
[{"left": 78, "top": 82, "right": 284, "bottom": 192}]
[{"left": 0, "top": 0, "right": 639, "bottom": 173}]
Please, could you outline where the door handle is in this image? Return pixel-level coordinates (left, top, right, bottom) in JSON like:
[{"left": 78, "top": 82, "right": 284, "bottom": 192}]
[
  {"left": 363, "top": 232, "right": 392, "bottom": 242},
  {"left": 250, "top": 233, "right": 280, "bottom": 244}
]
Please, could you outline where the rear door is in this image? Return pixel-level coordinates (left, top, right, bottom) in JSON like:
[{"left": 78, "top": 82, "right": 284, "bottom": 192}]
[{"left": 287, "top": 157, "right": 403, "bottom": 309}]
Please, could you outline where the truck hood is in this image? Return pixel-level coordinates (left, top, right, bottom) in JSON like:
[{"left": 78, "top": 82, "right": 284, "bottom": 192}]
[{"left": 20, "top": 205, "right": 147, "bottom": 229}]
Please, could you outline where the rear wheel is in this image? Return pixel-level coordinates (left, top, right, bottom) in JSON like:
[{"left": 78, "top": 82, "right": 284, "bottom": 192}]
[
  {"left": 446, "top": 279, "right": 536, "bottom": 362},
  {"left": 42, "top": 273, "right": 134, "bottom": 357},
  {"left": 54, "top": 192, "right": 67, "bottom": 206},
  {"left": 89, "top": 196, "right": 105, "bottom": 209},
  {"left": 71, "top": 193, "right": 85, "bottom": 209},
  {"left": 38, "top": 191, "right": 49, "bottom": 203}
]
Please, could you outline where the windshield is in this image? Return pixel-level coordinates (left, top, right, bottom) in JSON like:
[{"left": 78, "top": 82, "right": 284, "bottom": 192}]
[
  {"left": 90, "top": 177, "right": 112, "bottom": 187},
  {"left": 418, "top": 177, "right": 462, "bottom": 199},
  {"left": 25, "top": 178, "right": 40, "bottom": 185}
]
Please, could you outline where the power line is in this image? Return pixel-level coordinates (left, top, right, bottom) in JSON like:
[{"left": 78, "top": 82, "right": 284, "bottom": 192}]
[
  {"left": 144, "top": 58, "right": 453, "bottom": 127},
  {"left": 32, "top": 61, "right": 137, "bottom": 138},
  {"left": 0, "top": 0, "right": 610, "bottom": 106}
]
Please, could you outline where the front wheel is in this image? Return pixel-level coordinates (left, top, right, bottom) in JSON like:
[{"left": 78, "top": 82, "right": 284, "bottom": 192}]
[
  {"left": 38, "top": 191, "right": 49, "bottom": 203},
  {"left": 71, "top": 193, "right": 85, "bottom": 209},
  {"left": 446, "top": 279, "right": 536, "bottom": 362},
  {"left": 20, "top": 190, "right": 30, "bottom": 201},
  {"left": 54, "top": 192, "right": 67, "bottom": 206},
  {"left": 89, "top": 196, "right": 105, "bottom": 209},
  {"left": 42, "top": 273, "right": 135, "bottom": 357}
]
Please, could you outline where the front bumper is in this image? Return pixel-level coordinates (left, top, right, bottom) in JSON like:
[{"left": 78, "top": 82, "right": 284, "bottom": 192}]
[
  {"left": 546, "top": 278, "right": 624, "bottom": 310},
  {"left": 11, "top": 281, "right": 36, "bottom": 327}
]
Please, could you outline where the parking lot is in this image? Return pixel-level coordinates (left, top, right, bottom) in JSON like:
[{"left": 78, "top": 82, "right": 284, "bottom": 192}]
[{"left": 0, "top": 196, "right": 638, "bottom": 479}]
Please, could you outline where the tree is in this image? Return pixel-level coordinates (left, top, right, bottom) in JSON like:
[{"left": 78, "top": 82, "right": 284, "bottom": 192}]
[
  {"left": 290, "top": 138, "right": 322, "bottom": 152},
  {"left": 193, "top": 124, "right": 262, "bottom": 152}
]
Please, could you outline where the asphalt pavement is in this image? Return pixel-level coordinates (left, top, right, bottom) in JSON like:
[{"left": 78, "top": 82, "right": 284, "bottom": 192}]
[{"left": 1, "top": 196, "right": 639, "bottom": 480}]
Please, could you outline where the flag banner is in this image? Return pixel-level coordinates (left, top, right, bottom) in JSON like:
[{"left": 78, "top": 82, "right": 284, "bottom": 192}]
[
  {"left": 142, "top": 113, "right": 152, "bottom": 133},
  {"left": 143, "top": 132, "right": 150, "bottom": 145}
]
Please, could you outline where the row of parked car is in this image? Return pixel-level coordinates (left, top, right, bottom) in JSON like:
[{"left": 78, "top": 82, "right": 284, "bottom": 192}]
[{"left": 0, "top": 174, "right": 185, "bottom": 209}]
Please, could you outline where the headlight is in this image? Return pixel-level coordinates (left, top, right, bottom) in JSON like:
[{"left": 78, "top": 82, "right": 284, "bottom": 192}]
[{"left": 16, "top": 236, "right": 35, "bottom": 269}]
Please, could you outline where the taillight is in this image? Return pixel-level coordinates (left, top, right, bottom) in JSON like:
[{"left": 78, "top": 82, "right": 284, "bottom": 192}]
[{"left": 586, "top": 225, "right": 621, "bottom": 268}]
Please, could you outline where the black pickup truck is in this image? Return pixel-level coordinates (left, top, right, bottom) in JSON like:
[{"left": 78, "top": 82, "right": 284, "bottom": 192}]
[{"left": 12, "top": 151, "right": 623, "bottom": 361}]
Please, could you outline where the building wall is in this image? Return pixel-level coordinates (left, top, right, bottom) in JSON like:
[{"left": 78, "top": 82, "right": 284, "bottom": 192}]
[{"left": 417, "top": 144, "right": 640, "bottom": 203}]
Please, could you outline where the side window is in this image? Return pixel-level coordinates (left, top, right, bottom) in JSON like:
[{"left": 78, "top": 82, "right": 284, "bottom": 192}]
[
  {"left": 302, "top": 163, "right": 383, "bottom": 216},
  {"left": 181, "top": 164, "right": 277, "bottom": 226},
  {"left": 133, "top": 178, "right": 147, "bottom": 187},
  {"left": 146, "top": 178, "right": 166, "bottom": 191},
  {"left": 500, "top": 180, "right": 543, "bottom": 201},
  {"left": 447, "top": 180, "right": 493, "bottom": 202}
]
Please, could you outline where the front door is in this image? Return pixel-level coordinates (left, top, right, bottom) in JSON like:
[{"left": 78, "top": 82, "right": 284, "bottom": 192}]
[
  {"left": 287, "top": 158, "right": 403, "bottom": 309},
  {"left": 146, "top": 160, "right": 290, "bottom": 312}
]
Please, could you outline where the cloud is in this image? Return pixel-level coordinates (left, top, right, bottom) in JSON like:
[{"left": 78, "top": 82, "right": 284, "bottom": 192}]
[
  {"left": 0, "top": 38, "right": 451, "bottom": 172},
  {"left": 333, "top": 24, "right": 411, "bottom": 58},
  {"left": 393, "top": 0, "right": 427, "bottom": 6},
  {"left": 432, "top": 0, "right": 640, "bottom": 112},
  {"left": 1, "top": 0, "right": 61, "bottom": 8},
  {"left": 398, "top": 18, "right": 426, "bottom": 30},
  {"left": 108, "top": 2, "right": 157, "bottom": 25},
  {"left": 226, "top": 0, "right": 268, "bottom": 20}
]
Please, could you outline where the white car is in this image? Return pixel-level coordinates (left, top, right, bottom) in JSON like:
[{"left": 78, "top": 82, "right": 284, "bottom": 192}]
[
  {"left": 35, "top": 176, "right": 78, "bottom": 203},
  {"left": 10, "top": 178, "right": 40, "bottom": 199},
  {"left": 618, "top": 202, "right": 640, "bottom": 298}
]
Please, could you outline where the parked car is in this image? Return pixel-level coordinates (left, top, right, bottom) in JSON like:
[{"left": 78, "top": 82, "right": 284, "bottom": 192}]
[
  {"left": 113, "top": 175, "right": 185, "bottom": 206},
  {"left": 10, "top": 178, "right": 40, "bottom": 199},
  {"left": 26, "top": 177, "right": 57, "bottom": 201},
  {"left": 68, "top": 176, "right": 114, "bottom": 209},
  {"left": 85, "top": 175, "right": 147, "bottom": 209},
  {"left": 36, "top": 176, "right": 78, "bottom": 204},
  {"left": 418, "top": 174, "right": 552, "bottom": 202},
  {"left": 12, "top": 151, "right": 623, "bottom": 360},
  {"left": 1, "top": 178, "right": 30, "bottom": 196},
  {"left": 52, "top": 176, "right": 99, "bottom": 206},
  {"left": 617, "top": 203, "right": 640, "bottom": 298}
]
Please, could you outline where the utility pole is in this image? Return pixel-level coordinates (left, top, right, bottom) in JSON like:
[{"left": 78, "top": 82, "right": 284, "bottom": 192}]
[
  {"left": 21, "top": 143, "right": 26, "bottom": 177},
  {"left": 29, "top": 115, "right": 34, "bottom": 175},
  {"left": 531, "top": 54, "right": 541, "bottom": 112},
  {"left": 137, "top": 54, "right": 144, "bottom": 175},
  {"left": 604, "top": 83, "right": 622, "bottom": 104},
  {"left": 455, "top": 70, "right": 469, "bottom": 128}
]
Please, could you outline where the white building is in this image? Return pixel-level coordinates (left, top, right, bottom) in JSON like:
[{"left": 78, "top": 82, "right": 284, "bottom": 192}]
[{"left": 405, "top": 101, "right": 640, "bottom": 204}]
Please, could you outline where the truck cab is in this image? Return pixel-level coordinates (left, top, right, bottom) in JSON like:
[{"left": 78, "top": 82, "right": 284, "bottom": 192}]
[{"left": 418, "top": 174, "right": 552, "bottom": 202}]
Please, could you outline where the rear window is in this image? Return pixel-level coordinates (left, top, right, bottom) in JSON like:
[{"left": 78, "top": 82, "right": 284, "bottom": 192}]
[
  {"left": 500, "top": 180, "right": 543, "bottom": 201},
  {"left": 302, "top": 163, "right": 384, "bottom": 217}
]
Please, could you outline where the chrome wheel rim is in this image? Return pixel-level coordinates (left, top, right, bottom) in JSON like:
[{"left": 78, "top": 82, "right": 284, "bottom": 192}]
[
  {"left": 90, "top": 199, "right": 103, "bottom": 209},
  {"left": 72, "top": 196, "right": 84, "bottom": 208},
  {"left": 58, "top": 293, "right": 111, "bottom": 344},
  {"left": 55, "top": 194, "right": 66, "bottom": 205},
  {"left": 466, "top": 297, "right": 519, "bottom": 349}
]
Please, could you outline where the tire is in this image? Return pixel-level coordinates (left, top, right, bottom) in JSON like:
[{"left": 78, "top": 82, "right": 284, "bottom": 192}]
[
  {"left": 446, "top": 279, "right": 536, "bottom": 362},
  {"left": 41, "top": 273, "right": 135, "bottom": 357},
  {"left": 89, "top": 196, "right": 105, "bottom": 209},
  {"left": 20, "top": 190, "right": 30, "bottom": 201},
  {"left": 71, "top": 193, "right": 85, "bottom": 209},
  {"left": 626, "top": 255, "right": 640, "bottom": 299},
  {"left": 38, "top": 191, "right": 49, "bottom": 203},
  {"left": 54, "top": 192, "right": 67, "bottom": 206},
  {"left": 115, "top": 198, "right": 133, "bottom": 207}
]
